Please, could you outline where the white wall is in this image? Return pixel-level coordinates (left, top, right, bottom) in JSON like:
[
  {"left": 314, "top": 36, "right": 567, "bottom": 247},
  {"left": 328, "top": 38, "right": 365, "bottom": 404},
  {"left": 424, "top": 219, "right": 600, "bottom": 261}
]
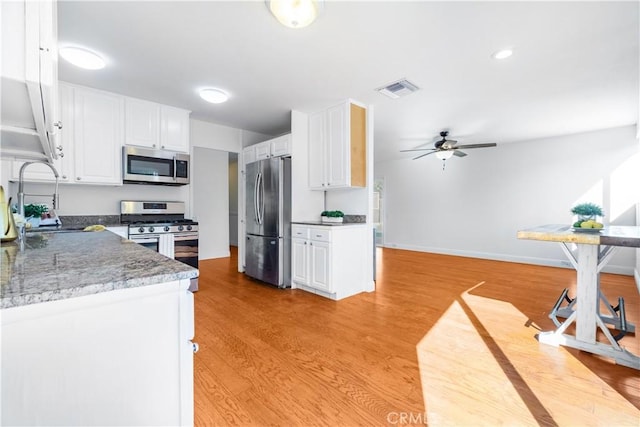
[
  {"left": 193, "top": 147, "right": 229, "bottom": 260},
  {"left": 0, "top": 162, "right": 189, "bottom": 215},
  {"left": 190, "top": 118, "right": 264, "bottom": 260},
  {"left": 375, "top": 125, "right": 639, "bottom": 275}
]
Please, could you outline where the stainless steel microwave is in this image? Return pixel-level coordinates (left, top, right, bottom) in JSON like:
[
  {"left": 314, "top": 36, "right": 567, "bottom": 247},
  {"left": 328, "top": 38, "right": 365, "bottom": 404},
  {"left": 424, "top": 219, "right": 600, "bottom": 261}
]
[{"left": 123, "top": 146, "right": 189, "bottom": 185}]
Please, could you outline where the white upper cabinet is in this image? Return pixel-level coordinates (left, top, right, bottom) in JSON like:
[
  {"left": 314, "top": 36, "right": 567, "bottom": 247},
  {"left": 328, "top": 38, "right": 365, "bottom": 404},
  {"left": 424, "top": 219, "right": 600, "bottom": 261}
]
[
  {"left": 71, "top": 86, "right": 123, "bottom": 185},
  {"left": 243, "top": 134, "right": 291, "bottom": 165},
  {"left": 125, "top": 98, "right": 160, "bottom": 148},
  {"left": 1, "top": 0, "right": 62, "bottom": 162},
  {"left": 11, "top": 83, "right": 121, "bottom": 185},
  {"left": 160, "top": 105, "right": 190, "bottom": 152},
  {"left": 243, "top": 145, "right": 257, "bottom": 165},
  {"left": 125, "top": 98, "right": 190, "bottom": 153},
  {"left": 308, "top": 100, "right": 366, "bottom": 190}
]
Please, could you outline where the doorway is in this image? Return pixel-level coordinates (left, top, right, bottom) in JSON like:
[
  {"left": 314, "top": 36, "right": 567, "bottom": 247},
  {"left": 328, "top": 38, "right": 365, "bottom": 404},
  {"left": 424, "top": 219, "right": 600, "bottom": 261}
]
[
  {"left": 374, "top": 178, "right": 384, "bottom": 246},
  {"left": 229, "top": 153, "right": 239, "bottom": 247}
]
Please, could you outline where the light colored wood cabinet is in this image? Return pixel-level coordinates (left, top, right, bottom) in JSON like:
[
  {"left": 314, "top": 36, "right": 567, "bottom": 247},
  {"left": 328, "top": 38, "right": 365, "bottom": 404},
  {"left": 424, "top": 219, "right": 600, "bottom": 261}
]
[
  {"left": 291, "top": 224, "right": 368, "bottom": 299},
  {"left": 125, "top": 98, "right": 190, "bottom": 153},
  {"left": 308, "top": 100, "right": 366, "bottom": 190}
]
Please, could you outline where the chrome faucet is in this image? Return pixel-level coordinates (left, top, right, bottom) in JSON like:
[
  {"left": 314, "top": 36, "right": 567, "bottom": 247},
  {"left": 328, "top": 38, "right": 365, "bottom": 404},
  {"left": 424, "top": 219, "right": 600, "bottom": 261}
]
[{"left": 17, "top": 161, "right": 60, "bottom": 219}]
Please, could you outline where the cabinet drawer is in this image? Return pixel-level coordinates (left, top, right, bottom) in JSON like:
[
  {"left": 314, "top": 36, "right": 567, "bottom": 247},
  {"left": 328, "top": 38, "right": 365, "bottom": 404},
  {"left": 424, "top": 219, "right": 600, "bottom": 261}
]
[
  {"left": 309, "top": 228, "right": 330, "bottom": 242},
  {"left": 292, "top": 225, "right": 310, "bottom": 239}
]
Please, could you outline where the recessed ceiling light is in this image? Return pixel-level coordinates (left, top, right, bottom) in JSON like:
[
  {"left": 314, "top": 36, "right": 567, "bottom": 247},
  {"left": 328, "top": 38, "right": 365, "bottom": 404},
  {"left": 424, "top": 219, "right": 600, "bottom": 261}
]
[
  {"left": 267, "top": 0, "right": 323, "bottom": 29},
  {"left": 492, "top": 49, "right": 513, "bottom": 60},
  {"left": 199, "top": 88, "right": 229, "bottom": 104},
  {"left": 59, "top": 46, "right": 105, "bottom": 70}
]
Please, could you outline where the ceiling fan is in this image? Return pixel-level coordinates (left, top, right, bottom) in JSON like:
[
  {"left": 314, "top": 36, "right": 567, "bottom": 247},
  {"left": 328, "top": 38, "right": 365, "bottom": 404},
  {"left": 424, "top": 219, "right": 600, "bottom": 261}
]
[{"left": 401, "top": 131, "right": 497, "bottom": 162}]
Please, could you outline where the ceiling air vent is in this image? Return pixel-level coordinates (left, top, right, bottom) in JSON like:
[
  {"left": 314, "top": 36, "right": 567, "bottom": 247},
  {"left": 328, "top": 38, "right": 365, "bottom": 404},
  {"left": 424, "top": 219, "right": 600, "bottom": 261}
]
[{"left": 376, "top": 79, "right": 420, "bottom": 99}]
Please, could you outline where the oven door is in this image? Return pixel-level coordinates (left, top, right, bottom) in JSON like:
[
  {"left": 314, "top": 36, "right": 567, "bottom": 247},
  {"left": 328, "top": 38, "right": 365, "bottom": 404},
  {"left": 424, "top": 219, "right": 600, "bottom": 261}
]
[
  {"left": 129, "top": 234, "right": 160, "bottom": 252},
  {"left": 174, "top": 233, "right": 198, "bottom": 269}
]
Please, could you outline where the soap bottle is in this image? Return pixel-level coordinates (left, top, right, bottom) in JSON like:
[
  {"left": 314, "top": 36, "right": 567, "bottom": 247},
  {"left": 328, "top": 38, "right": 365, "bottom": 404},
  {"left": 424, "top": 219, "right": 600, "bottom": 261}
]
[{"left": 1, "top": 186, "right": 19, "bottom": 242}]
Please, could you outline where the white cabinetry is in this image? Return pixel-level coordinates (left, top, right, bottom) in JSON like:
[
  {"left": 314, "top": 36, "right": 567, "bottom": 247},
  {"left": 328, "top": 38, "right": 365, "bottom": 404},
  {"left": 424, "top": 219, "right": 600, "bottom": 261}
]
[
  {"left": 11, "top": 83, "right": 121, "bottom": 185},
  {"left": 291, "top": 224, "right": 368, "bottom": 300},
  {"left": 125, "top": 98, "right": 190, "bottom": 153},
  {"left": 1, "top": 281, "right": 194, "bottom": 426},
  {"left": 308, "top": 101, "right": 366, "bottom": 190},
  {"left": 0, "top": 0, "right": 62, "bottom": 162},
  {"left": 106, "top": 226, "right": 129, "bottom": 239},
  {"left": 72, "top": 86, "right": 123, "bottom": 184},
  {"left": 243, "top": 134, "right": 291, "bottom": 165}
]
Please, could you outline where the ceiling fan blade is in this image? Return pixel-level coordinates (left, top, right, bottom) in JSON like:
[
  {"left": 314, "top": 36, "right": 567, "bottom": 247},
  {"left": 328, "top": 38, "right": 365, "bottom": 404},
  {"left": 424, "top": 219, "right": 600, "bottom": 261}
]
[
  {"left": 453, "top": 150, "right": 467, "bottom": 157},
  {"left": 412, "top": 151, "right": 437, "bottom": 160},
  {"left": 453, "top": 143, "right": 497, "bottom": 149},
  {"left": 400, "top": 148, "right": 435, "bottom": 153}
]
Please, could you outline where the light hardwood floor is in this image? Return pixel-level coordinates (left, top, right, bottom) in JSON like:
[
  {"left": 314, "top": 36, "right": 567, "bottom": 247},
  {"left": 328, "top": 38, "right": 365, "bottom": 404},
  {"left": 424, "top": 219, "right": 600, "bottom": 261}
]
[{"left": 194, "top": 247, "right": 639, "bottom": 426}]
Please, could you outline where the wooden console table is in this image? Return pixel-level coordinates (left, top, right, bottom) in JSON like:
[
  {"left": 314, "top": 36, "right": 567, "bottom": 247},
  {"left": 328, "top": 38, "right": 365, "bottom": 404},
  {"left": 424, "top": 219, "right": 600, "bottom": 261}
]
[{"left": 517, "top": 224, "right": 639, "bottom": 370}]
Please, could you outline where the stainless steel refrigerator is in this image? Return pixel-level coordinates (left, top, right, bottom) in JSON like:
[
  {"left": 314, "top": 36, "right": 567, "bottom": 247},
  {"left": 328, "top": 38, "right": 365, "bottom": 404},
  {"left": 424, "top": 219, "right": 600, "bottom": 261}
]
[{"left": 245, "top": 156, "right": 291, "bottom": 287}]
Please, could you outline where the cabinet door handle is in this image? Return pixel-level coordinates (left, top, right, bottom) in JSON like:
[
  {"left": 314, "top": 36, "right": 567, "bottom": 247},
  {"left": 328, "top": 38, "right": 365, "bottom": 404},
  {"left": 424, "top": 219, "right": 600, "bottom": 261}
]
[
  {"left": 76, "top": 177, "right": 81, "bottom": 181},
  {"left": 54, "top": 121, "right": 63, "bottom": 130}
]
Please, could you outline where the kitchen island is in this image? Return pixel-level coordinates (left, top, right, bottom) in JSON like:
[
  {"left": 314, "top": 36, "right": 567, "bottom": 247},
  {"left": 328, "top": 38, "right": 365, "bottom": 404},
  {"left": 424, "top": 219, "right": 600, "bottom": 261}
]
[
  {"left": 1, "top": 230, "right": 198, "bottom": 426},
  {"left": 517, "top": 224, "right": 640, "bottom": 369}
]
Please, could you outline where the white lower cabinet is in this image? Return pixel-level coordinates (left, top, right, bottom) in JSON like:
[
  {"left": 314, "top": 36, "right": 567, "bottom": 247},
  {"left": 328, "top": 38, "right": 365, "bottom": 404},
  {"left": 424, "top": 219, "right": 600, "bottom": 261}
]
[
  {"left": 1, "top": 280, "right": 194, "bottom": 426},
  {"left": 291, "top": 224, "right": 369, "bottom": 300}
]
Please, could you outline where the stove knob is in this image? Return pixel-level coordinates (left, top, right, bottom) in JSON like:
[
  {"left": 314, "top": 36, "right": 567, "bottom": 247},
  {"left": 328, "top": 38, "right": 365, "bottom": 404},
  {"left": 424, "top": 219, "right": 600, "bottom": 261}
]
[
  {"left": 186, "top": 225, "right": 192, "bottom": 231},
  {"left": 149, "top": 226, "right": 155, "bottom": 233},
  {"left": 138, "top": 227, "right": 145, "bottom": 233},
  {"left": 164, "top": 226, "right": 170, "bottom": 232},
  {"left": 178, "top": 225, "right": 184, "bottom": 231}
]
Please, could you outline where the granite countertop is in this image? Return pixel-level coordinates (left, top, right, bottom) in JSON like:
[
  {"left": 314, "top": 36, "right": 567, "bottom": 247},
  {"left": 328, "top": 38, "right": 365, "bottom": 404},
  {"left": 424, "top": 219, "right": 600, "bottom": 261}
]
[
  {"left": 1, "top": 231, "right": 198, "bottom": 309},
  {"left": 292, "top": 221, "right": 367, "bottom": 227},
  {"left": 517, "top": 224, "right": 640, "bottom": 247}
]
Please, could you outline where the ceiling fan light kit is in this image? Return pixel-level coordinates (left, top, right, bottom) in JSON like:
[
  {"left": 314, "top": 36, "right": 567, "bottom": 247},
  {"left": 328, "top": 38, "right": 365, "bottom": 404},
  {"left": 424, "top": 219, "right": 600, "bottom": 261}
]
[
  {"left": 400, "top": 130, "right": 497, "bottom": 170},
  {"left": 267, "top": 0, "right": 323, "bottom": 29}
]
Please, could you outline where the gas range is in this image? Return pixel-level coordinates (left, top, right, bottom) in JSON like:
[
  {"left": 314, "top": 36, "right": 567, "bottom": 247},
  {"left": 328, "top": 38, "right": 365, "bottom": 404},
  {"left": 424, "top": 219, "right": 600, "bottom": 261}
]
[
  {"left": 120, "top": 201, "right": 198, "bottom": 235},
  {"left": 128, "top": 221, "right": 198, "bottom": 236}
]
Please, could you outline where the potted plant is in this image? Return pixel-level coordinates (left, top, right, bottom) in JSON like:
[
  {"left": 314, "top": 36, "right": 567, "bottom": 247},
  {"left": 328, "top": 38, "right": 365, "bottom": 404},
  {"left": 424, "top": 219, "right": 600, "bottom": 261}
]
[
  {"left": 321, "top": 210, "right": 344, "bottom": 223},
  {"left": 23, "top": 203, "right": 49, "bottom": 228},
  {"left": 571, "top": 202, "right": 604, "bottom": 229}
]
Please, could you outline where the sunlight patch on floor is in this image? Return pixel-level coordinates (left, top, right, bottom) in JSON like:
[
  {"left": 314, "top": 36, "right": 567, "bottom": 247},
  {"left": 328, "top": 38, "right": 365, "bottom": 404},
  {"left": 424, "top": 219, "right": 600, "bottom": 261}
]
[{"left": 416, "top": 285, "right": 640, "bottom": 426}]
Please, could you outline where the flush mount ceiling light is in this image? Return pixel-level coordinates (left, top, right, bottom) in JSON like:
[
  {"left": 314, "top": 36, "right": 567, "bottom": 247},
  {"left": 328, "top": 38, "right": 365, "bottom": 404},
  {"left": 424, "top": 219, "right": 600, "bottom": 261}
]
[
  {"left": 267, "top": 0, "right": 323, "bottom": 29},
  {"left": 492, "top": 49, "right": 513, "bottom": 60},
  {"left": 199, "top": 88, "right": 229, "bottom": 104},
  {"left": 59, "top": 46, "right": 105, "bottom": 70}
]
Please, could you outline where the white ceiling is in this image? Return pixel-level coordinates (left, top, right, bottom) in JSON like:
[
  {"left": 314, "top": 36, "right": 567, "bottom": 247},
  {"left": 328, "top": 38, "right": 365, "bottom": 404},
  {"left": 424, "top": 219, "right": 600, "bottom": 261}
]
[{"left": 58, "top": 1, "right": 639, "bottom": 161}]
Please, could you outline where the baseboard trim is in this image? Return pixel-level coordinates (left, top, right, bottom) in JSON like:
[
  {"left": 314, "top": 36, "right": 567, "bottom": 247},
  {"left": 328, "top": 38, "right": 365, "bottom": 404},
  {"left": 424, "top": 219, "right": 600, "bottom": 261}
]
[
  {"left": 200, "top": 250, "right": 231, "bottom": 261},
  {"left": 635, "top": 268, "right": 640, "bottom": 292},
  {"left": 382, "top": 242, "right": 635, "bottom": 276}
]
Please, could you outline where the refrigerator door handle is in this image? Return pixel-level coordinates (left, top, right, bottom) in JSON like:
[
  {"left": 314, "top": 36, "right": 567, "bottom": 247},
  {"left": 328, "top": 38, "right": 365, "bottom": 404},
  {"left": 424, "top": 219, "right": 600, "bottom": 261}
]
[
  {"left": 254, "top": 171, "right": 260, "bottom": 225},
  {"left": 259, "top": 171, "right": 265, "bottom": 225}
]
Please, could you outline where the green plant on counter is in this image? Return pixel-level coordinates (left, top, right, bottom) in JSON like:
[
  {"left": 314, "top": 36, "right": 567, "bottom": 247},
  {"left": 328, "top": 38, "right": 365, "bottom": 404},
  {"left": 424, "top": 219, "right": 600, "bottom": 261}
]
[
  {"left": 321, "top": 210, "right": 344, "bottom": 218},
  {"left": 570, "top": 203, "right": 604, "bottom": 217},
  {"left": 23, "top": 203, "right": 49, "bottom": 218}
]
